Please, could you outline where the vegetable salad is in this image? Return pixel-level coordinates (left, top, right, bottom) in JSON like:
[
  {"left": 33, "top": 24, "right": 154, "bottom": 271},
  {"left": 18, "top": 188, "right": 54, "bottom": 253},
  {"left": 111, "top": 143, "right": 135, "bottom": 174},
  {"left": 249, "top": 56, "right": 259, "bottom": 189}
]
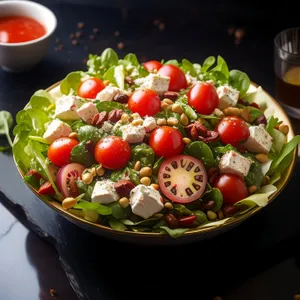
[{"left": 13, "top": 48, "right": 300, "bottom": 238}]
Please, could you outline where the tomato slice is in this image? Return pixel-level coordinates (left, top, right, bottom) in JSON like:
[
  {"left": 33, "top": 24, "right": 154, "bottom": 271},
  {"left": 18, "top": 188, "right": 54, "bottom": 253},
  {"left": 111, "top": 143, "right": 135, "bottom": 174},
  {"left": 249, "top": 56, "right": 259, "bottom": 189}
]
[{"left": 158, "top": 155, "right": 207, "bottom": 203}]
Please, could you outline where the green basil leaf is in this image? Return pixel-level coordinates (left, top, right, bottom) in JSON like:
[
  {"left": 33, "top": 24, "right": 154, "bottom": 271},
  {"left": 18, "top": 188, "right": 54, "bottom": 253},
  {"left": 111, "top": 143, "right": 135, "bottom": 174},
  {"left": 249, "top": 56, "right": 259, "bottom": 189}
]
[
  {"left": 109, "top": 219, "right": 127, "bottom": 231},
  {"left": 164, "top": 59, "right": 179, "bottom": 66},
  {"left": 123, "top": 53, "right": 139, "bottom": 66},
  {"left": 185, "top": 141, "right": 215, "bottom": 168},
  {"left": 107, "top": 202, "right": 129, "bottom": 219},
  {"left": 101, "top": 48, "right": 119, "bottom": 69},
  {"left": 77, "top": 125, "right": 103, "bottom": 144},
  {"left": 130, "top": 143, "right": 155, "bottom": 167},
  {"left": 74, "top": 199, "right": 112, "bottom": 215},
  {"left": 204, "top": 188, "right": 223, "bottom": 212},
  {"left": 160, "top": 226, "right": 189, "bottom": 238},
  {"left": 228, "top": 70, "right": 250, "bottom": 98},
  {"left": 202, "top": 56, "right": 216, "bottom": 72},
  {"left": 181, "top": 59, "right": 196, "bottom": 76}
]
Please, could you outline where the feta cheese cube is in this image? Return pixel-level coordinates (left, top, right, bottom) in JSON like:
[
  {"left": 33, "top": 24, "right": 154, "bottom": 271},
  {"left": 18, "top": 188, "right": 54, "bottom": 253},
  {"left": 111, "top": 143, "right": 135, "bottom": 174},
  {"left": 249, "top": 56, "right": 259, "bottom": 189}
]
[
  {"left": 130, "top": 185, "right": 164, "bottom": 219},
  {"left": 244, "top": 125, "right": 273, "bottom": 154},
  {"left": 121, "top": 124, "right": 145, "bottom": 144},
  {"left": 55, "top": 95, "right": 82, "bottom": 120},
  {"left": 143, "top": 116, "right": 157, "bottom": 132},
  {"left": 96, "top": 86, "right": 120, "bottom": 101},
  {"left": 138, "top": 74, "right": 170, "bottom": 95},
  {"left": 219, "top": 150, "right": 252, "bottom": 177},
  {"left": 91, "top": 180, "right": 120, "bottom": 204},
  {"left": 217, "top": 85, "right": 240, "bottom": 109},
  {"left": 76, "top": 102, "right": 98, "bottom": 124},
  {"left": 43, "top": 119, "right": 72, "bottom": 143},
  {"left": 102, "top": 121, "right": 113, "bottom": 133}
]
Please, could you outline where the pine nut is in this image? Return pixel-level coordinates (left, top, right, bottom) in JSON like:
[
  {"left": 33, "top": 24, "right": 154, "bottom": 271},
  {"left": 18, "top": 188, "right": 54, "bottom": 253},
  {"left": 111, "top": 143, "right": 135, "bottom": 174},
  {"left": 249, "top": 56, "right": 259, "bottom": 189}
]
[
  {"left": 278, "top": 123, "right": 289, "bottom": 135},
  {"left": 223, "top": 107, "right": 241, "bottom": 117},
  {"left": 167, "top": 117, "right": 179, "bottom": 126},
  {"left": 121, "top": 113, "right": 129, "bottom": 123},
  {"left": 96, "top": 166, "right": 105, "bottom": 176},
  {"left": 119, "top": 197, "right": 130, "bottom": 208},
  {"left": 139, "top": 167, "right": 152, "bottom": 178},
  {"left": 140, "top": 176, "right": 151, "bottom": 186},
  {"left": 180, "top": 113, "right": 189, "bottom": 126},
  {"left": 134, "top": 161, "right": 141, "bottom": 171},
  {"left": 82, "top": 172, "right": 93, "bottom": 184},
  {"left": 217, "top": 210, "right": 224, "bottom": 220},
  {"left": 69, "top": 132, "right": 78, "bottom": 139},
  {"left": 164, "top": 202, "right": 173, "bottom": 209},
  {"left": 131, "top": 113, "right": 141, "bottom": 119},
  {"left": 90, "top": 167, "right": 97, "bottom": 177},
  {"left": 213, "top": 108, "right": 224, "bottom": 118},
  {"left": 255, "top": 153, "right": 268, "bottom": 163},
  {"left": 162, "top": 98, "right": 174, "bottom": 105},
  {"left": 248, "top": 185, "right": 257, "bottom": 194},
  {"left": 207, "top": 210, "right": 217, "bottom": 220},
  {"left": 171, "top": 103, "right": 183, "bottom": 114},
  {"left": 62, "top": 197, "right": 77, "bottom": 210},
  {"left": 183, "top": 137, "right": 191, "bottom": 144},
  {"left": 132, "top": 119, "right": 143, "bottom": 126},
  {"left": 240, "top": 108, "right": 251, "bottom": 122},
  {"left": 156, "top": 118, "right": 167, "bottom": 126},
  {"left": 150, "top": 183, "right": 159, "bottom": 190},
  {"left": 161, "top": 102, "right": 170, "bottom": 109},
  {"left": 153, "top": 213, "right": 164, "bottom": 218}
]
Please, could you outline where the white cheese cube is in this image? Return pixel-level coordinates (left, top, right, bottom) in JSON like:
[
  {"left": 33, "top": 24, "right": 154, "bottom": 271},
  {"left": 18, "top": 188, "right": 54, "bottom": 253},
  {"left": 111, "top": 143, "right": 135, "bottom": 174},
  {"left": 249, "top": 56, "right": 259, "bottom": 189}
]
[
  {"left": 76, "top": 102, "right": 98, "bottom": 124},
  {"left": 244, "top": 125, "right": 273, "bottom": 154},
  {"left": 130, "top": 185, "right": 164, "bottom": 219},
  {"left": 121, "top": 124, "right": 145, "bottom": 144},
  {"left": 102, "top": 121, "right": 113, "bottom": 133},
  {"left": 96, "top": 86, "right": 120, "bottom": 101},
  {"left": 55, "top": 95, "right": 82, "bottom": 120},
  {"left": 91, "top": 180, "right": 120, "bottom": 204},
  {"left": 143, "top": 116, "right": 156, "bottom": 132},
  {"left": 217, "top": 85, "right": 240, "bottom": 109},
  {"left": 139, "top": 74, "right": 170, "bottom": 95},
  {"left": 43, "top": 119, "right": 72, "bottom": 143},
  {"left": 219, "top": 150, "right": 252, "bottom": 177}
]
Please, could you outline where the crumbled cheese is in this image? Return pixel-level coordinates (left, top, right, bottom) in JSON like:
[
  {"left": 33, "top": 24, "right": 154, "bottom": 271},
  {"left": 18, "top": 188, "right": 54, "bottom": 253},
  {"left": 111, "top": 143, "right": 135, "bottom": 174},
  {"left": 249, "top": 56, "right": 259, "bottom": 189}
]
[
  {"left": 216, "top": 85, "right": 240, "bottom": 109},
  {"left": 91, "top": 180, "right": 120, "bottom": 204},
  {"left": 143, "top": 116, "right": 157, "bottom": 132},
  {"left": 55, "top": 95, "right": 82, "bottom": 120},
  {"left": 121, "top": 124, "right": 145, "bottom": 143},
  {"left": 76, "top": 102, "right": 98, "bottom": 124},
  {"left": 134, "top": 73, "right": 170, "bottom": 95},
  {"left": 43, "top": 119, "right": 72, "bottom": 143}
]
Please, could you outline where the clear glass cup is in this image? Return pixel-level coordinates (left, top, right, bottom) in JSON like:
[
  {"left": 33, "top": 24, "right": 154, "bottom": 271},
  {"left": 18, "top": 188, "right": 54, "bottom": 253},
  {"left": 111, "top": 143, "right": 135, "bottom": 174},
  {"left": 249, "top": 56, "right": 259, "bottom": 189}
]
[{"left": 274, "top": 27, "right": 300, "bottom": 119}]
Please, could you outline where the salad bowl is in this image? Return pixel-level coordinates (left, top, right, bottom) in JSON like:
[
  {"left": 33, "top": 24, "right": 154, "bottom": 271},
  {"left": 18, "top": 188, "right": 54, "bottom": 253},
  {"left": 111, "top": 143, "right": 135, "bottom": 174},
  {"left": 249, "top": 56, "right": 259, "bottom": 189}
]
[{"left": 12, "top": 49, "right": 299, "bottom": 245}]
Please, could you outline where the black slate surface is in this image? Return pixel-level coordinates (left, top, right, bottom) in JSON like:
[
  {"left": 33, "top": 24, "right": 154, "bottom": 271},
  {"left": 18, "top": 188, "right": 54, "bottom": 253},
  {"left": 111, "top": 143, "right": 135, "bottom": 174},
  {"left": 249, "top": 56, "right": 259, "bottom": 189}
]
[{"left": 1, "top": 1, "right": 300, "bottom": 299}]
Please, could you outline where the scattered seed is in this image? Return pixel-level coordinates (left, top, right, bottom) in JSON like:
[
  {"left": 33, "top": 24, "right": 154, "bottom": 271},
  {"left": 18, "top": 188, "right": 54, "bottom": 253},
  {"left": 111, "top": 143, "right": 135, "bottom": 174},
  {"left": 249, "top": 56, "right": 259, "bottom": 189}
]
[
  {"left": 117, "top": 41, "right": 124, "bottom": 49},
  {"left": 119, "top": 197, "right": 130, "bottom": 208},
  {"left": 132, "top": 119, "right": 143, "bottom": 126},
  {"left": 158, "top": 23, "right": 165, "bottom": 31},
  {"left": 213, "top": 108, "right": 224, "bottom": 118},
  {"left": 161, "top": 102, "right": 170, "bottom": 110},
  {"left": 93, "top": 27, "right": 99, "bottom": 33},
  {"left": 75, "top": 31, "right": 83, "bottom": 38},
  {"left": 167, "top": 117, "right": 179, "bottom": 126},
  {"left": 69, "top": 33, "right": 75, "bottom": 40},
  {"left": 171, "top": 103, "right": 183, "bottom": 114},
  {"left": 223, "top": 107, "right": 241, "bottom": 117},
  {"left": 183, "top": 137, "right": 191, "bottom": 144},
  {"left": 139, "top": 167, "right": 152, "bottom": 178},
  {"left": 114, "top": 31, "right": 120, "bottom": 36},
  {"left": 140, "top": 176, "right": 151, "bottom": 186},
  {"left": 217, "top": 210, "right": 224, "bottom": 220},
  {"left": 156, "top": 118, "right": 167, "bottom": 126},
  {"left": 82, "top": 173, "right": 93, "bottom": 184},
  {"left": 72, "top": 39, "right": 79, "bottom": 46},
  {"left": 89, "top": 34, "right": 95, "bottom": 41},
  {"left": 207, "top": 210, "right": 217, "bottom": 220},
  {"left": 121, "top": 113, "right": 129, "bottom": 123},
  {"left": 180, "top": 113, "right": 189, "bottom": 126},
  {"left": 77, "top": 22, "right": 84, "bottom": 29},
  {"left": 90, "top": 167, "right": 97, "bottom": 177},
  {"left": 163, "top": 98, "right": 174, "bottom": 105},
  {"left": 134, "top": 161, "right": 141, "bottom": 171}
]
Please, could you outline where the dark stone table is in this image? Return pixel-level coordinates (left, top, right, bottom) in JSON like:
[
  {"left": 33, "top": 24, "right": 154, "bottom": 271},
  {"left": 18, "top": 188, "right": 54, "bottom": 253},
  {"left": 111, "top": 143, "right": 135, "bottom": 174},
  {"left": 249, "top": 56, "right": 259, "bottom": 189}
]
[{"left": 1, "top": 1, "right": 300, "bottom": 299}]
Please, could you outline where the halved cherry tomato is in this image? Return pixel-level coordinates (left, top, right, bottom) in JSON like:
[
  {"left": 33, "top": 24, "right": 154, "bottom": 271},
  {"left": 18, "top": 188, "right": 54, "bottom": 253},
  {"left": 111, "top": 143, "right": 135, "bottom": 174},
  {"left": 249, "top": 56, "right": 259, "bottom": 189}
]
[
  {"left": 38, "top": 181, "right": 55, "bottom": 195},
  {"left": 77, "top": 77, "right": 105, "bottom": 99},
  {"left": 214, "top": 174, "right": 248, "bottom": 205},
  {"left": 149, "top": 126, "right": 184, "bottom": 158},
  {"left": 187, "top": 82, "right": 219, "bottom": 115},
  {"left": 48, "top": 137, "right": 79, "bottom": 167},
  {"left": 157, "top": 65, "right": 187, "bottom": 91},
  {"left": 94, "top": 136, "right": 131, "bottom": 170},
  {"left": 128, "top": 89, "right": 161, "bottom": 117},
  {"left": 216, "top": 116, "right": 250, "bottom": 147},
  {"left": 143, "top": 60, "right": 162, "bottom": 72}
]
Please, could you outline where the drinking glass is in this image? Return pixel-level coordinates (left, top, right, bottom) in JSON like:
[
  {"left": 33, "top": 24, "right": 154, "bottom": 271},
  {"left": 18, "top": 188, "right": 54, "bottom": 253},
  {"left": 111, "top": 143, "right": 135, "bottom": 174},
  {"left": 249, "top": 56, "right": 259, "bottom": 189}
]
[{"left": 274, "top": 27, "right": 300, "bottom": 119}]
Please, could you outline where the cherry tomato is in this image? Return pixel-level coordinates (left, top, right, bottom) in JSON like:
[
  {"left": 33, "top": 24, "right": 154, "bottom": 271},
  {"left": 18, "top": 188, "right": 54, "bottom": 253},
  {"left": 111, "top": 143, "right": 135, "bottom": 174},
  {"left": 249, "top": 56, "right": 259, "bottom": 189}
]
[
  {"left": 94, "top": 136, "right": 131, "bottom": 170},
  {"left": 149, "top": 126, "right": 184, "bottom": 158},
  {"left": 214, "top": 174, "right": 248, "bottom": 205},
  {"left": 48, "top": 137, "right": 79, "bottom": 167},
  {"left": 216, "top": 116, "right": 250, "bottom": 147},
  {"left": 128, "top": 89, "right": 161, "bottom": 117},
  {"left": 143, "top": 60, "right": 162, "bottom": 72},
  {"left": 157, "top": 65, "right": 187, "bottom": 91},
  {"left": 77, "top": 77, "right": 105, "bottom": 99},
  {"left": 187, "top": 82, "right": 219, "bottom": 115}
]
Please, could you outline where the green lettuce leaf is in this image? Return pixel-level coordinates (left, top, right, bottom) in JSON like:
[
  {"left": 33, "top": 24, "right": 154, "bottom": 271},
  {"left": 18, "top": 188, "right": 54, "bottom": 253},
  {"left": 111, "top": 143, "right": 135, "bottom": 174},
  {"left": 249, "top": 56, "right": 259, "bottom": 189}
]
[
  {"left": 60, "top": 71, "right": 87, "bottom": 95},
  {"left": 228, "top": 70, "right": 250, "bottom": 97},
  {"left": 74, "top": 199, "right": 112, "bottom": 215},
  {"left": 160, "top": 226, "right": 189, "bottom": 238}
]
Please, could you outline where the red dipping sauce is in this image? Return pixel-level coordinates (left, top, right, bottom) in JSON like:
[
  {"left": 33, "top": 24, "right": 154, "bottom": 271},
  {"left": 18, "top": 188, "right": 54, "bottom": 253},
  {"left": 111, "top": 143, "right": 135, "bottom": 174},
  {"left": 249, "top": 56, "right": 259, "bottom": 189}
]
[{"left": 0, "top": 16, "right": 46, "bottom": 43}]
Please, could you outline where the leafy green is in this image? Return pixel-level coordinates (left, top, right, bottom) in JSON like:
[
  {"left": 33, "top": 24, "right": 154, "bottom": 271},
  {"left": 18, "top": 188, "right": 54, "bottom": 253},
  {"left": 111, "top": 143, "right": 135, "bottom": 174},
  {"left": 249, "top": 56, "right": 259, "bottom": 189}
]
[
  {"left": 74, "top": 199, "right": 112, "bottom": 215},
  {"left": 244, "top": 155, "right": 264, "bottom": 188},
  {"left": 160, "top": 226, "right": 189, "bottom": 238},
  {"left": 181, "top": 59, "right": 197, "bottom": 77},
  {"left": 77, "top": 125, "right": 103, "bottom": 144},
  {"left": 268, "top": 136, "right": 300, "bottom": 176},
  {"left": 100, "top": 48, "right": 119, "bottom": 69},
  {"left": 202, "top": 56, "right": 216, "bottom": 72},
  {"left": 121, "top": 217, "right": 162, "bottom": 226},
  {"left": 153, "top": 156, "right": 164, "bottom": 176},
  {"left": 28, "top": 136, "right": 50, "bottom": 144},
  {"left": 76, "top": 180, "right": 94, "bottom": 200},
  {"left": 248, "top": 107, "right": 263, "bottom": 122},
  {"left": 109, "top": 219, "right": 127, "bottom": 231},
  {"left": 29, "top": 90, "right": 53, "bottom": 112},
  {"left": 110, "top": 167, "right": 140, "bottom": 185},
  {"left": 130, "top": 143, "right": 155, "bottom": 167},
  {"left": 164, "top": 59, "right": 179, "bottom": 66},
  {"left": 176, "top": 97, "right": 197, "bottom": 120},
  {"left": 60, "top": 71, "right": 86, "bottom": 95},
  {"left": 123, "top": 53, "right": 139, "bottom": 66},
  {"left": 185, "top": 141, "right": 215, "bottom": 168},
  {"left": 173, "top": 204, "right": 192, "bottom": 215},
  {"left": 154, "top": 110, "right": 180, "bottom": 121},
  {"left": 266, "top": 116, "right": 286, "bottom": 154},
  {"left": 107, "top": 202, "right": 129, "bottom": 219},
  {"left": 95, "top": 100, "right": 128, "bottom": 113},
  {"left": 204, "top": 188, "right": 223, "bottom": 212},
  {"left": 71, "top": 142, "right": 96, "bottom": 167},
  {"left": 212, "top": 144, "right": 237, "bottom": 157},
  {"left": 0, "top": 110, "right": 14, "bottom": 149},
  {"left": 270, "top": 152, "right": 294, "bottom": 185},
  {"left": 228, "top": 70, "right": 250, "bottom": 97},
  {"left": 193, "top": 210, "right": 208, "bottom": 225},
  {"left": 210, "top": 56, "right": 229, "bottom": 78}
]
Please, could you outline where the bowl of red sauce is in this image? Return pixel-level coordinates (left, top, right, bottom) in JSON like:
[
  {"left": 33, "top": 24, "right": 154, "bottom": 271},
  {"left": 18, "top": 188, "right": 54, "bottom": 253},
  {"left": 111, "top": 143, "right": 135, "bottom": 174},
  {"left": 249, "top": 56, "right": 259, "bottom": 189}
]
[{"left": 0, "top": 0, "right": 57, "bottom": 72}]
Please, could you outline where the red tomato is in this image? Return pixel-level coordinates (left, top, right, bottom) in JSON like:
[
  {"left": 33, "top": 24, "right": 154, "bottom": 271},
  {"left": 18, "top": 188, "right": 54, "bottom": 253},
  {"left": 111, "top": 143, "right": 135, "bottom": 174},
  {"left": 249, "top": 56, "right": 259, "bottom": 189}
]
[
  {"left": 214, "top": 174, "right": 248, "bottom": 205},
  {"left": 149, "top": 126, "right": 184, "bottom": 158},
  {"left": 94, "top": 136, "right": 131, "bottom": 170},
  {"left": 48, "top": 138, "right": 79, "bottom": 167},
  {"left": 157, "top": 65, "right": 187, "bottom": 91},
  {"left": 77, "top": 77, "right": 105, "bottom": 99},
  {"left": 187, "top": 82, "right": 219, "bottom": 115},
  {"left": 128, "top": 89, "right": 161, "bottom": 117},
  {"left": 143, "top": 60, "right": 162, "bottom": 72},
  {"left": 216, "top": 116, "right": 250, "bottom": 147}
]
